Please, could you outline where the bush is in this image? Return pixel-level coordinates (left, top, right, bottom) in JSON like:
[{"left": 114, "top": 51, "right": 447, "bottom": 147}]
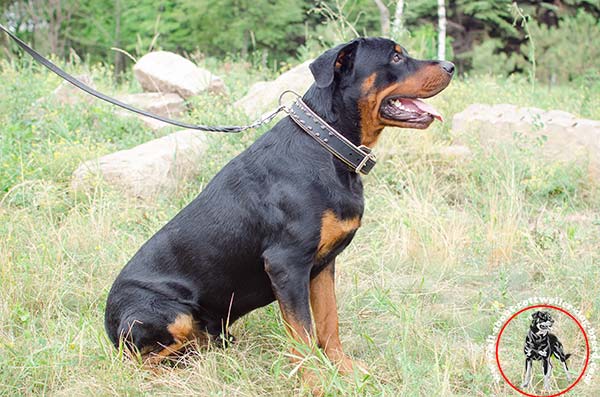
[{"left": 530, "top": 11, "right": 600, "bottom": 84}]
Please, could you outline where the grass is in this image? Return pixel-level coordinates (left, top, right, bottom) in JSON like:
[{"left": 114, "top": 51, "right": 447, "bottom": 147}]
[{"left": 1, "top": 56, "right": 599, "bottom": 396}]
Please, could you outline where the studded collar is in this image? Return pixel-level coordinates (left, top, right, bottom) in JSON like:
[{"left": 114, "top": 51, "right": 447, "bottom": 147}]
[{"left": 287, "top": 99, "right": 377, "bottom": 175}]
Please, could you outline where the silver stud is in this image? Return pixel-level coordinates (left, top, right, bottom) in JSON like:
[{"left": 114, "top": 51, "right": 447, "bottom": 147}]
[
  {"left": 315, "top": 132, "right": 320, "bottom": 137},
  {"left": 324, "top": 138, "right": 329, "bottom": 142},
  {"left": 307, "top": 126, "right": 312, "bottom": 130}
]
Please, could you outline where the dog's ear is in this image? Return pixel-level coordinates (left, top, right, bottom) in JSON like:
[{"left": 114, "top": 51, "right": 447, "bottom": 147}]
[
  {"left": 310, "top": 40, "right": 360, "bottom": 88},
  {"left": 531, "top": 311, "right": 541, "bottom": 320}
]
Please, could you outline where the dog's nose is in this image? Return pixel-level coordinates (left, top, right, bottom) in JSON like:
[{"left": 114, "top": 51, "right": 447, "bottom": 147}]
[{"left": 440, "top": 61, "right": 455, "bottom": 75}]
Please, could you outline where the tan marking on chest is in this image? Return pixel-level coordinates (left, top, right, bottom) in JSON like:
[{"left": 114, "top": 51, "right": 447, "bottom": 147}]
[{"left": 317, "top": 210, "right": 360, "bottom": 259}]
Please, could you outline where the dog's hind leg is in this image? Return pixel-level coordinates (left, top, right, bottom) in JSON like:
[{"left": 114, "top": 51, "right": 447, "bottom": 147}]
[
  {"left": 560, "top": 360, "right": 572, "bottom": 382},
  {"left": 543, "top": 359, "right": 553, "bottom": 391},
  {"left": 553, "top": 338, "right": 572, "bottom": 381},
  {"left": 521, "top": 359, "right": 533, "bottom": 389}
]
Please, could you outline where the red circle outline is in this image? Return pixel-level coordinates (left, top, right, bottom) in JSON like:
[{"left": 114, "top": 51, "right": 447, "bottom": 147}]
[{"left": 495, "top": 304, "right": 590, "bottom": 397}]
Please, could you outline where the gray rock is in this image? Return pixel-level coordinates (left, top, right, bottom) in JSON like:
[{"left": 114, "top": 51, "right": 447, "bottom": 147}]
[
  {"left": 133, "top": 51, "right": 223, "bottom": 99},
  {"left": 452, "top": 104, "right": 600, "bottom": 182},
  {"left": 71, "top": 130, "right": 209, "bottom": 198},
  {"left": 116, "top": 92, "right": 186, "bottom": 118},
  {"left": 114, "top": 93, "right": 188, "bottom": 130},
  {"left": 50, "top": 75, "right": 96, "bottom": 105},
  {"left": 235, "top": 60, "right": 314, "bottom": 117}
]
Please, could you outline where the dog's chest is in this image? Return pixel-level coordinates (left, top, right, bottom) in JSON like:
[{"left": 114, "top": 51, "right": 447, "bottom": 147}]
[{"left": 316, "top": 210, "right": 361, "bottom": 259}]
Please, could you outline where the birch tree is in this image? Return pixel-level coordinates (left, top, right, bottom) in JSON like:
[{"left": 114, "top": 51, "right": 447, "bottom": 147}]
[
  {"left": 373, "top": 0, "right": 390, "bottom": 37},
  {"left": 391, "top": 0, "right": 404, "bottom": 39},
  {"left": 437, "top": 0, "right": 446, "bottom": 60}
]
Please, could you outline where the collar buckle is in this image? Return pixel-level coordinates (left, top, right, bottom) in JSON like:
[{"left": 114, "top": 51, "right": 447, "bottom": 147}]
[{"left": 356, "top": 145, "right": 377, "bottom": 175}]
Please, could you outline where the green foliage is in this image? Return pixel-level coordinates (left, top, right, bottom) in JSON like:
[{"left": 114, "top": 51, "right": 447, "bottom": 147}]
[
  {"left": 1, "top": 0, "right": 600, "bottom": 82},
  {"left": 463, "top": 5, "right": 599, "bottom": 85},
  {"left": 530, "top": 10, "right": 600, "bottom": 84},
  {"left": 181, "top": 0, "right": 307, "bottom": 63},
  {"left": 459, "top": 38, "right": 519, "bottom": 76}
]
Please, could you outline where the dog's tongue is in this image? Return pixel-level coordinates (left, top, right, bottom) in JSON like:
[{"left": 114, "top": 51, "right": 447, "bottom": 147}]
[{"left": 402, "top": 98, "right": 443, "bottom": 121}]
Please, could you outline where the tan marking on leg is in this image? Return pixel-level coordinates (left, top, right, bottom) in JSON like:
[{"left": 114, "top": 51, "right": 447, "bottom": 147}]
[
  {"left": 310, "top": 264, "right": 343, "bottom": 356},
  {"left": 143, "top": 341, "right": 186, "bottom": 366},
  {"left": 310, "top": 263, "right": 366, "bottom": 374},
  {"left": 277, "top": 301, "right": 312, "bottom": 346},
  {"left": 167, "top": 313, "right": 195, "bottom": 342},
  {"left": 277, "top": 302, "right": 324, "bottom": 395},
  {"left": 317, "top": 210, "right": 360, "bottom": 259},
  {"left": 143, "top": 313, "right": 204, "bottom": 365}
]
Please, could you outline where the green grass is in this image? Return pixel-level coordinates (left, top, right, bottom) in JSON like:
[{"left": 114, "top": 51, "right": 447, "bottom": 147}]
[{"left": 1, "top": 57, "right": 599, "bottom": 396}]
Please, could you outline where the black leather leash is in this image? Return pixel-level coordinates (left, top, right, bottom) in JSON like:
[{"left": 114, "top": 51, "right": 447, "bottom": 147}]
[
  {"left": 1, "top": 23, "right": 376, "bottom": 174},
  {"left": 0, "top": 23, "right": 285, "bottom": 132}
]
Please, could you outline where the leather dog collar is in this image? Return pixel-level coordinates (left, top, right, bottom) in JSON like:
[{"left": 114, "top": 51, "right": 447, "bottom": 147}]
[{"left": 288, "top": 99, "right": 377, "bottom": 175}]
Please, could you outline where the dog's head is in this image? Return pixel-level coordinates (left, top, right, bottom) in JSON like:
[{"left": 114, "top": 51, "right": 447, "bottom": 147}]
[
  {"left": 531, "top": 311, "right": 555, "bottom": 335},
  {"left": 309, "top": 37, "right": 454, "bottom": 147}
]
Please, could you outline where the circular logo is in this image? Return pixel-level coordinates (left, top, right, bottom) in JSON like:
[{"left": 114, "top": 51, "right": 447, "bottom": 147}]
[{"left": 486, "top": 298, "right": 599, "bottom": 396}]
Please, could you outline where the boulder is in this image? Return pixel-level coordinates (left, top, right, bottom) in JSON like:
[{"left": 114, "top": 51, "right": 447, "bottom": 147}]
[
  {"left": 116, "top": 93, "right": 186, "bottom": 118},
  {"left": 50, "top": 74, "right": 96, "bottom": 105},
  {"left": 235, "top": 60, "right": 314, "bottom": 117},
  {"left": 133, "top": 51, "right": 223, "bottom": 99},
  {"left": 452, "top": 104, "right": 600, "bottom": 181},
  {"left": 71, "top": 130, "right": 209, "bottom": 198},
  {"left": 114, "top": 93, "right": 187, "bottom": 130}
]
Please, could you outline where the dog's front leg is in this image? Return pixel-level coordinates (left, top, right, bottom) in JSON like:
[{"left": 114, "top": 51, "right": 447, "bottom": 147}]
[
  {"left": 265, "top": 258, "right": 313, "bottom": 345},
  {"left": 265, "top": 256, "right": 325, "bottom": 394},
  {"left": 310, "top": 261, "right": 366, "bottom": 374},
  {"left": 521, "top": 358, "right": 533, "bottom": 388},
  {"left": 543, "top": 359, "right": 553, "bottom": 391}
]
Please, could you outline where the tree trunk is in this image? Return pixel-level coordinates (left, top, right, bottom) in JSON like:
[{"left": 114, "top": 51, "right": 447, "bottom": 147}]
[
  {"left": 373, "top": 0, "right": 390, "bottom": 38},
  {"left": 437, "top": 0, "right": 447, "bottom": 60},
  {"left": 114, "top": 0, "right": 125, "bottom": 81},
  {"left": 391, "top": 0, "right": 404, "bottom": 39}
]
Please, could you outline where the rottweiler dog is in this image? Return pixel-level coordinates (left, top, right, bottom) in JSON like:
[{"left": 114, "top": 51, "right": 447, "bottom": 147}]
[
  {"left": 105, "top": 37, "right": 454, "bottom": 375},
  {"left": 521, "top": 311, "right": 572, "bottom": 390}
]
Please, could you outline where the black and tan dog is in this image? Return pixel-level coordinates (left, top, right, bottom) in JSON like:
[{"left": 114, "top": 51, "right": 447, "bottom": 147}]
[
  {"left": 105, "top": 38, "right": 453, "bottom": 376},
  {"left": 521, "top": 311, "right": 572, "bottom": 390}
]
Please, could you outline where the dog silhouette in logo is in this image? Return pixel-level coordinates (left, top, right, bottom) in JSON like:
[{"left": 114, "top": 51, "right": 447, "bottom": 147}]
[{"left": 521, "top": 311, "right": 572, "bottom": 390}]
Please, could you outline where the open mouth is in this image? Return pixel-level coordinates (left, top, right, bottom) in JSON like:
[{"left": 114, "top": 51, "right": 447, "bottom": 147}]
[{"left": 379, "top": 96, "right": 443, "bottom": 128}]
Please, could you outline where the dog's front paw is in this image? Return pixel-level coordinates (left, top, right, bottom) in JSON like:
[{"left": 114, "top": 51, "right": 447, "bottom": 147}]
[
  {"left": 520, "top": 381, "right": 529, "bottom": 389},
  {"left": 334, "top": 354, "right": 369, "bottom": 375},
  {"left": 543, "top": 381, "right": 552, "bottom": 391},
  {"left": 300, "top": 368, "right": 324, "bottom": 397}
]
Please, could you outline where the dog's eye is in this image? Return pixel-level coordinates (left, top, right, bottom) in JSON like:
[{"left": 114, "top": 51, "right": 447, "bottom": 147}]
[{"left": 391, "top": 53, "right": 403, "bottom": 64}]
